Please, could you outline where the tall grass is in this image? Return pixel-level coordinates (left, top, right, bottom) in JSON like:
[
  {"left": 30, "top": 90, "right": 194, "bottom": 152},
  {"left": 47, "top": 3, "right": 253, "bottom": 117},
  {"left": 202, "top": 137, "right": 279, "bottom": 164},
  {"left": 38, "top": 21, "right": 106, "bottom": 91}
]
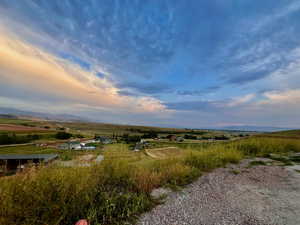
[
  {"left": 1, "top": 137, "right": 300, "bottom": 225},
  {"left": 184, "top": 147, "right": 243, "bottom": 171},
  {"left": 230, "top": 137, "right": 300, "bottom": 156}
]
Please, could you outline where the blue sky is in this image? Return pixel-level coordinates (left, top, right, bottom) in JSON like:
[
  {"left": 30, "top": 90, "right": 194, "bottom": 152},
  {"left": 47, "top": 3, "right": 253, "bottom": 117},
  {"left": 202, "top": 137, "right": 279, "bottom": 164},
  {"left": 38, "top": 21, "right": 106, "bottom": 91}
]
[{"left": 0, "top": 0, "right": 300, "bottom": 128}]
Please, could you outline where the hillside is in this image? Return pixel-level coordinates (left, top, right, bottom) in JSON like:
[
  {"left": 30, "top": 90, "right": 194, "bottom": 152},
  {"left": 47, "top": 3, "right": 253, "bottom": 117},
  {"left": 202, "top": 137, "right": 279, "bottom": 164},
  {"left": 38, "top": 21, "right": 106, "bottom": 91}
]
[{"left": 259, "top": 130, "right": 300, "bottom": 139}]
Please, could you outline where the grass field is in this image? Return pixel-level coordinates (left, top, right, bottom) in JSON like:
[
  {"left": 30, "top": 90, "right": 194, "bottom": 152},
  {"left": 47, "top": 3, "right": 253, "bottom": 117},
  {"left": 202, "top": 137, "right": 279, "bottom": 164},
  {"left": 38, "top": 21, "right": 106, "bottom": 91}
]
[
  {"left": 257, "top": 129, "right": 300, "bottom": 139},
  {"left": 1, "top": 134, "right": 300, "bottom": 225}
]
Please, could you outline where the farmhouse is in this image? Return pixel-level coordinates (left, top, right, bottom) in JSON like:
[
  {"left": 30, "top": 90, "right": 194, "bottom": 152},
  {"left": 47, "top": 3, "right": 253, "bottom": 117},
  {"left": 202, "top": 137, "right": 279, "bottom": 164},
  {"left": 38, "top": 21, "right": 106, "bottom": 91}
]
[
  {"left": 58, "top": 141, "right": 82, "bottom": 150},
  {"left": 95, "top": 136, "right": 113, "bottom": 144},
  {"left": 58, "top": 141, "right": 96, "bottom": 150},
  {"left": 168, "top": 135, "right": 177, "bottom": 141},
  {"left": 168, "top": 135, "right": 184, "bottom": 142},
  {"left": 81, "top": 145, "right": 96, "bottom": 150},
  {"left": 0, "top": 154, "right": 58, "bottom": 175}
]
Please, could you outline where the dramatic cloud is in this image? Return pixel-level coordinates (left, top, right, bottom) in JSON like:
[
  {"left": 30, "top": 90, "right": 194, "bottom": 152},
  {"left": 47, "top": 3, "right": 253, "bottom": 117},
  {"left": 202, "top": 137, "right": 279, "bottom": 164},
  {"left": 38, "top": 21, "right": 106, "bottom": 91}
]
[
  {"left": 0, "top": 0, "right": 300, "bottom": 128},
  {"left": 0, "top": 29, "right": 166, "bottom": 115}
]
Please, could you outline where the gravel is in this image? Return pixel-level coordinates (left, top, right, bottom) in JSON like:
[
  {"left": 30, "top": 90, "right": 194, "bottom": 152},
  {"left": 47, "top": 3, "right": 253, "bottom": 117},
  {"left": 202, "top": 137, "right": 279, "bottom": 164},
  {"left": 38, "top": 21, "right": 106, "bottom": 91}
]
[{"left": 138, "top": 159, "right": 300, "bottom": 225}]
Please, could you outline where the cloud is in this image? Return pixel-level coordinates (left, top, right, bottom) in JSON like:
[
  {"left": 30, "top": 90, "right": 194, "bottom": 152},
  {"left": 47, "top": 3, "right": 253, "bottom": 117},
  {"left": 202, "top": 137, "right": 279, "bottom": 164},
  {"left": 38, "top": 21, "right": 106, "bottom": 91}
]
[
  {"left": 165, "top": 99, "right": 228, "bottom": 112},
  {"left": 176, "top": 86, "right": 220, "bottom": 96},
  {"left": 261, "top": 89, "right": 300, "bottom": 105},
  {"left": 227, "top": 94, "right": 256, "bottom": 107},
  {"left": 218, "top": 1, "right": 300, "bottom": 85},
  {"left": 166, "top": 93, "right": 256, "bottom": 112},
  {"left": 117, "top": 82, "right": 172, "bottom": 95},
  {"left": 1, "top": 1, "right": 300, "bottom": 128},
  {"left": 0, "top": 29, "right": 166, "bottom": 114}
]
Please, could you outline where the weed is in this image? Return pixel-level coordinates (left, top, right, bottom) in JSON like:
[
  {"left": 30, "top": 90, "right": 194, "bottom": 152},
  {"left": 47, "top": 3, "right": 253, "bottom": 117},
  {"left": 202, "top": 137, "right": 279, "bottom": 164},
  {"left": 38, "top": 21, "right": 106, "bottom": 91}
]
[
  {"left": 231, "top": 169, "right": 240, "bottom": 175},
  {"left": 248, "top": 160, "right": 267, "bottom": 167}
]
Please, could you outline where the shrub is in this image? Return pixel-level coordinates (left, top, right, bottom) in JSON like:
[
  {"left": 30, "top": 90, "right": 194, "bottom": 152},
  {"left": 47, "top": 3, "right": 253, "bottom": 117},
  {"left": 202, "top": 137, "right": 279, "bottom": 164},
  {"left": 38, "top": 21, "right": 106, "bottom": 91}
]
[
  {"left": 0, "top": 133, "right": 40, "bottom": 145},
  {"left": 55, "top": 132, "right": 72, "bottom": 140}
]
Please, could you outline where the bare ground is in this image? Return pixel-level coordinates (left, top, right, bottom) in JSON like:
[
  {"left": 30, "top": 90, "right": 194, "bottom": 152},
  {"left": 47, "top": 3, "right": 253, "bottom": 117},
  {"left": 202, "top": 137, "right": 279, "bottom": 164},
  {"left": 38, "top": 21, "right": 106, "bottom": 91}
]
[
  {"left": 138, "top": 159, "right": 300, "bottom": 225},
  {"left": 0, "top": 124, "right": 47, "bottom": 132}
]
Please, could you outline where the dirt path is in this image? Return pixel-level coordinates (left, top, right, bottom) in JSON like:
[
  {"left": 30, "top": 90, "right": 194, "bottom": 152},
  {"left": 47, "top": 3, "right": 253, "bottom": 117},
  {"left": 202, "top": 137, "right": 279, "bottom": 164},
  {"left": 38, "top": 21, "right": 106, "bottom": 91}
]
[
  {"left": 145, "top": 147, "right": 181, "bottom": 159},
  {"left": 138, "top": 159, "right": 300, "bottom": 225}
]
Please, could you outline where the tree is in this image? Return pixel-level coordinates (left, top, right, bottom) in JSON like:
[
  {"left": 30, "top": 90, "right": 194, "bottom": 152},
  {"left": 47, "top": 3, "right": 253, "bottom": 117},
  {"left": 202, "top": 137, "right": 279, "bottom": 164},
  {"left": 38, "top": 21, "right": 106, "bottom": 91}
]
[
  {"left": 141, "top": 131, "right": 158, "bottom": 139},
  {"left": 55, "top": 132, "right": 72, "bottom": 140}
]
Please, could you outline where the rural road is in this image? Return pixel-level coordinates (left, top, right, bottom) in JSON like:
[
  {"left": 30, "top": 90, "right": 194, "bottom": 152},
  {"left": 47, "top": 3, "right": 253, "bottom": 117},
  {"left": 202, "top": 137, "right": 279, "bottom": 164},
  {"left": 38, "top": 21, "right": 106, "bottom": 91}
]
[{"left": 138, "top": 159, "right": 300, "bottom": 225}]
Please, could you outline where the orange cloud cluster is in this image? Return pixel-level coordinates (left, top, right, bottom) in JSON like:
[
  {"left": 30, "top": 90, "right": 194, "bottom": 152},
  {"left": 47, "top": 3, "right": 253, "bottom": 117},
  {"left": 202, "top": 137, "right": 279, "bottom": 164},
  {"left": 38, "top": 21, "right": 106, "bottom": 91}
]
[{"left": 0, "top": 30, "right": 166, "bottom": 114}]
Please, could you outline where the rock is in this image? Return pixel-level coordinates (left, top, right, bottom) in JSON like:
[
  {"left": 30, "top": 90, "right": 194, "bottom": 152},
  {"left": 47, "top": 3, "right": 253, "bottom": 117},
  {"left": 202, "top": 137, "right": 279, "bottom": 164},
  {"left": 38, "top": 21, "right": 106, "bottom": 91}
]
[
  {"left": 150, "top": 188, "right": 172, "bottom": 199},
  {"left": 95, "top": 155, "right": 104, "bottom": 162}
]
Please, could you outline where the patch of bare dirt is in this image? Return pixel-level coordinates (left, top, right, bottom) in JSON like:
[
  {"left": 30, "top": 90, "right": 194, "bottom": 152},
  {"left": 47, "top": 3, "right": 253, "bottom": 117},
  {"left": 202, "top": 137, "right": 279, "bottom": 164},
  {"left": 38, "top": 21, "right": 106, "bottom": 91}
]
[
  {"left": 145, "top": 147, "right": 182, "bottom": 159},
  {"left": 0, "top": 124, "right": 47, "bottom": 132}
]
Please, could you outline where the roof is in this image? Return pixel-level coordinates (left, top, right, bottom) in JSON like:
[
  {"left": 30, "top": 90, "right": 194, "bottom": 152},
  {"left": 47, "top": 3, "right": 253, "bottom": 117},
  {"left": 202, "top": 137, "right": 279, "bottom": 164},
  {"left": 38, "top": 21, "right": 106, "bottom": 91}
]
[
  {"left": 69, "top": 141, "right": 81, "bottom": 145},
  {"left": 0, "top": 154, "right": 58, "bottom": 162}
]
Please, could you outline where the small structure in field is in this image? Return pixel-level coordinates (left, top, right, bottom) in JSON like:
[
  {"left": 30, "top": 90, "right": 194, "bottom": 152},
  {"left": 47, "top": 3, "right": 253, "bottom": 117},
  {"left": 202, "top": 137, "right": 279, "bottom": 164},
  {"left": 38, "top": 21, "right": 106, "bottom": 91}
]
[
  {"left": 0, "top": 154, "right": 58, "bottom": 175},
  {"left": 168, "top": 135, "right": 177, "bottom": 141},
  {"left": 81, "top": 146, "right": 96, "bottom": 150},
  {"left": 95, "top": 136, "right": 113, "bottom": 144},
  {"left": 176, "top": 136, "right": 184, "bottom": 142},
  {"left": 168, "top": 135, "right": 184, "bottom": 142},
  {"left": 134, "top": 142, "right": 143, "bottom": 151},
  {"left": 133, "top": 139, "right": 150, "bottom": 151},
  {"left": 58, "top": 141, "right": 95, "bottom": 150}
]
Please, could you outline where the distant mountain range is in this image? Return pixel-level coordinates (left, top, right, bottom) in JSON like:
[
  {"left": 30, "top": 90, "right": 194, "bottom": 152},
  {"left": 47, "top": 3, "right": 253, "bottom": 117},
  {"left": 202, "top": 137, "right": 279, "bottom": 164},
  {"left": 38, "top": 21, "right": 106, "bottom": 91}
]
[
  {"left": 0, "top": 107, "right": 88, "bottom": 122},
  {"left": 219, "top": 125, "right": 294, "bottom": 132}
]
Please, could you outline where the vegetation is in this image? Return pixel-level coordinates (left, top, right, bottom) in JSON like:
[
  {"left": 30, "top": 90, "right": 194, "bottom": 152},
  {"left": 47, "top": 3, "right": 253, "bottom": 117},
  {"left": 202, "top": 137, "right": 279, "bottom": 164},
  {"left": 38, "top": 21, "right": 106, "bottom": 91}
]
[
  {"left": 0, "top": 117, "right": 299, "bottom": 225},
  {"left": 1, "top": 136, "right": 300, "bottom": 225},
  {"left": 248, "top": 160, "right": 268, "bottom": 167},
  {"left": 0, "top": 133, "right": 40, "bottom": 145},
  {"left": 184, "top": 134, "right": 197, "bottom": 140},
  {"left": 121, "top": 134, "right": 141, "bottom": 144},
  {"left": 55, "top": 132, "right": 73, "bottom": 140}
]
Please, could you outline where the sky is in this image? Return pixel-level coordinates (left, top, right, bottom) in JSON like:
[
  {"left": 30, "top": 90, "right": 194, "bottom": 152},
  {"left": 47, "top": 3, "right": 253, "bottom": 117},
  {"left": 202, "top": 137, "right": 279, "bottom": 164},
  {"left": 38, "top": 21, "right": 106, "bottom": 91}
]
[{"left": 0, "top": 0, "right": 300, "bottom": 128}]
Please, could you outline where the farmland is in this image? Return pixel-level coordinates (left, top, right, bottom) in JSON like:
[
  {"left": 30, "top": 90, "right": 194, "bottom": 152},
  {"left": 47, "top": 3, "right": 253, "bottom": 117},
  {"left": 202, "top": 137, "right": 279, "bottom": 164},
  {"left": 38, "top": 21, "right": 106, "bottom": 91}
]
[{"left": 0, "top": 117, "right": 253, "bottom": 146}]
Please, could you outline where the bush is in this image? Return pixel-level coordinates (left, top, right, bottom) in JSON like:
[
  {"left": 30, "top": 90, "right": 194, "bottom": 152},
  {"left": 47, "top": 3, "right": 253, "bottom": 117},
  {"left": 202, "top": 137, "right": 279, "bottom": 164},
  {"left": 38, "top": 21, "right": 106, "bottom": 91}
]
[
  {"left": 122, "top": 134, "right": 141, "bottom": 144},
  {"left": 55, "top": 132, "right": 72, "bottom": 140},
  {"left": 184, "top": 134, "right": 197, "bottom": 140},
  {"left": 0, "top": 133, "right": 40, "bottom": 145},
  {"left": 141, "top": 131, "right": 158, "bottom": 139}
]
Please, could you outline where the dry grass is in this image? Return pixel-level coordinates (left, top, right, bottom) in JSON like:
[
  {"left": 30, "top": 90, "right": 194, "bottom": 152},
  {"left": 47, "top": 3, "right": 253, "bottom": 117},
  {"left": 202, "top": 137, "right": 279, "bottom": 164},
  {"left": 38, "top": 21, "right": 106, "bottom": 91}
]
[{"left": 1, "top": 137, "right": 299, "bottom": 225}]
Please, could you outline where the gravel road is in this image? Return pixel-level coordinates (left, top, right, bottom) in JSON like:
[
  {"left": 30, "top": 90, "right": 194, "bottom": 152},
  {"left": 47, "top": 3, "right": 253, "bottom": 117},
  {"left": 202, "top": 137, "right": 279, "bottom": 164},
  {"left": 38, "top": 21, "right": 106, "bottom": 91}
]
[{"left": 138, "top": 159, "right": 300, "bottom": 225}]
